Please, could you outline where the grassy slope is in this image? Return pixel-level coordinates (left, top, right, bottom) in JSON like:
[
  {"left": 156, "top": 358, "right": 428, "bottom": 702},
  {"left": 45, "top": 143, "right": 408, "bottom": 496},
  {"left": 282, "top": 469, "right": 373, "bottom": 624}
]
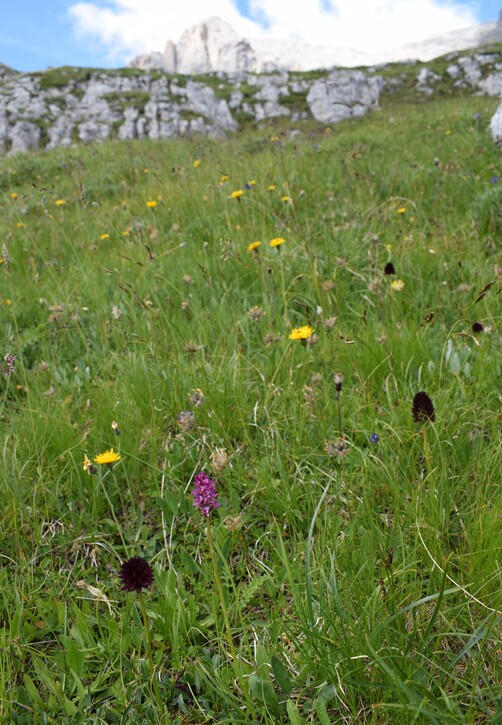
[{"left": 0, "top": 91, "right": 500, "bottom": 724}]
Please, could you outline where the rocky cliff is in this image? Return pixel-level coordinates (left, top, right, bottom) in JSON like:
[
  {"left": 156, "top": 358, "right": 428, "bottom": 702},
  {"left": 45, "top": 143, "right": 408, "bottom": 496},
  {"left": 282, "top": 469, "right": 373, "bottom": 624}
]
[{"left": 1, "top": 47, "right": 502, "bottom": 155}]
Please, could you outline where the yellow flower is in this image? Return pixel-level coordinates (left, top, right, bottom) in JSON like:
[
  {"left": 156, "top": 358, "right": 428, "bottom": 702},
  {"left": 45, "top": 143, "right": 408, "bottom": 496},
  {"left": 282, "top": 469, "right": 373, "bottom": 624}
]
[
  {"left": 248, "top": 241, "right": 262, "bottom": 252},
  {"left": 271, "top": 135, "right": 280, "bottom": 142},
  {"left": 396, "top": 207, "right": 406, "bottom": 214},
  {"left": 289, "top": 325, "right": 315, "bottom": 340},
  {"left": 10, "top": 192, "right": 18, "bottom": 200},
  {"left": 281, "top": 195, "right": 291, "bottom": 202},
  {"left": 391, "top": 279, "right": 405, "bottom": 291},
  {"left": 247, "top": 180, "right": 256, "bottom": 186},
  {"left": 269, "top": 237, "right": 286, "bottom": 247},
  {"left": 385, "top": 244, "right": 392, "bottom": 253},
  {"left": 94, "top": 448, "right": 121, "bottom": 465},
  {"left": 268, "top": 184, "right": 276, "bottom": 191},
  {"left": 445, "top": 129, "right": 453, "bottom": 136},
  {"left": 146, "top": 200, "right": 157, "bottom": 208},
  {"left": 230, "top": 189, "right": 244, "bottom": 199},
  {"left": 100, "top": 233, "right": 110, "bottom": 240},
  {"left": 193, "top": 159, "right": 201, "bottom": 168},
  {"left": 55, "top": 199, "right": 65, "bottom": 206},
  {"left": 122, "top": 229, "right": 130, "bottom": 236},
  {"left": 220, "top": 175, "right": 229, "bottom": 183},
  {"left": 16, "top": 222, "right": 25, "bottom": 228}
]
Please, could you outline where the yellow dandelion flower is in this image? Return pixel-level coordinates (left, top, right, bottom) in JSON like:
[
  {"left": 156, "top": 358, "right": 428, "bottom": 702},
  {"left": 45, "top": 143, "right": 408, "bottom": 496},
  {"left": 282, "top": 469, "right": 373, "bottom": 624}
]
[
  {"left": 146, "top": 200, "right": 157, "bottom": 208},
  {"left": 289, "top": 325, "right": 315, "bottom": 340},
  {"left": 16, "top": 222, "right": 25, "bottom": 228},
  {"left": 391, "top": 279, "right": 405, "bottom": 291},
  {"left": 269, "top": 237, "right": 286, "bottom": 247},
  {"left": 122, "top": 229, "right": 130, "bottom": 236},
  {"left": 100, "top": 233, "right": 110, "bottom": 240},
  {"left": 193, "top": 159, "right": 201, "bottom": 168},
  {"left": 396, "top": 207, "right": 406, "bottom": 214},
  {"left": 248, "top": 241, "right": 262, "bottom": 252},
  {"left": 55, "top": 199, "right": 65, "bottom": 206},
  {"left": 445, "top": 129, "right": 453, "bottom": 136},
  {"left": 220, "top": 175, "right": 229, "bottom": 183},
  {"left": 5, "top": 299, "right": 12, "bottom": 305},
  {"left": 10, "top": 192, "right": 18, "bottom": 200},
  {"left": 385, "top": 244, "right": 392, "bottom": 252},
  {"left": 247, "top": 180, "right": 256, "bottom": 186},
  {"left": 281, "top": 195, "right": 291, "bottom": 202},
  {"left": 271, "top": 135, "right": 280, "bottom": 142},
  {"left": 230, "top": 189, "right": 244, "bottom": 199},
  {"left": 268, "top": 184, "right": 276, "bottom": 191},
  {"left": 94, "top": 448, "right": 121, "bottom": 465}
]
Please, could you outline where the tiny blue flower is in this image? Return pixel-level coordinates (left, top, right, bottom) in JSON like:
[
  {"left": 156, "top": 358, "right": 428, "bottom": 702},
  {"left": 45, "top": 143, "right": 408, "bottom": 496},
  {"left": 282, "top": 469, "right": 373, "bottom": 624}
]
[{"left": 370, "top": 433, "right": 379, "bottom": 443}]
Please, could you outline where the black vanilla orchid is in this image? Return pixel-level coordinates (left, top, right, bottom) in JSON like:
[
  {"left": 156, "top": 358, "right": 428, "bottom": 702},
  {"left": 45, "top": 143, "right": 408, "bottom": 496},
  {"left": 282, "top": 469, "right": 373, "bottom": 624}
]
[
  {"left": 119, "top": 556, "right": 154, "bottom": 593},
  {"left": 412, "top": 391, "right": 435, "bottom": 423}
]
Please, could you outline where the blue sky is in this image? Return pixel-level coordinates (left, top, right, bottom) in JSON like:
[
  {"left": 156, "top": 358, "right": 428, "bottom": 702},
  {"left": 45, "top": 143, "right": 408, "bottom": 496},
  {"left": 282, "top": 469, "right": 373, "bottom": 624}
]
[{"left": 1, "top": 0, "right": 500, "bottom": 72}]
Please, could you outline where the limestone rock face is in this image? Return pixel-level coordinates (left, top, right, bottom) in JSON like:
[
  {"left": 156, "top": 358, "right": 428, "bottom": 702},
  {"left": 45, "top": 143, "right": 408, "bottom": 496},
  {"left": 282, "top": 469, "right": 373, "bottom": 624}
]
[
  {"left": 163, "top": 41, "right": 177, "bottom": 73},
  {"left": 307, "top": 71, "right": 383, "bottom": 123},
  {"left": 129, "top": 52, "right": 167, "bottom": 71},
  {"left": 490, "top": 101, "right": 502, "bottom": 144},
  {"left": 479, "top": 11, "right": 502, "bottom": 45},
  {"left": 9, "top": 121, "right": 41, "bottom": 154},
  {"left": 173, "top": 17, "right": 260, "bottom": 74}
]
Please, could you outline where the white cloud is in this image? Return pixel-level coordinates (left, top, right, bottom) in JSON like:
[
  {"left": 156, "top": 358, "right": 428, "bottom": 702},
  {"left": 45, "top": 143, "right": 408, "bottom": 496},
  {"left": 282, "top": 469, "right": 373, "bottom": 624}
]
[
  {"left": 252, "top": 0, "right": 479, "bottom": 51},
  {"left": 68, "top": 0, "right": 480, "bottom": 62},
  {"left": 68, "top": 0, "right": 262, "bottom": 62}
]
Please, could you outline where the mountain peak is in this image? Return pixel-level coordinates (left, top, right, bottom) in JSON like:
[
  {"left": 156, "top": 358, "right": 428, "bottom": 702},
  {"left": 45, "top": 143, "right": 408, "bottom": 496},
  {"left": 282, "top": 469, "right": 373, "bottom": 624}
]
[{"left": 129, "top": 15, "right": 498, "bottom": 74}]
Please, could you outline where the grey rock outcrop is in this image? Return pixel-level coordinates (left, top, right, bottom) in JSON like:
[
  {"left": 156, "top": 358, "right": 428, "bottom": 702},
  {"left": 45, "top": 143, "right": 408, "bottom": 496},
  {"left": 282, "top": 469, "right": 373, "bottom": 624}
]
[
  {"left": 0, "top": 64, "right": 386, "bottom": 155},
  {"left": 490, "top": 101, "right": 502, "bottom": 144},
  {"left": 1, "top": 44, "right": 502, "bottom": 155},
  {"left": 129, "top": 52, "right": 167, "bottom": 71},
  {"left": 307, "top": 71, "right": 383, "bottom": 123}
]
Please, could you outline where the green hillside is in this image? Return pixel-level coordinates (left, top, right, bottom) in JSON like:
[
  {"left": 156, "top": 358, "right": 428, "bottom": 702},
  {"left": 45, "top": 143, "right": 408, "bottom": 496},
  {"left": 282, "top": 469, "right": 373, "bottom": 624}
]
[{"left": 0, "top": 88, "right": 500, "bottom": 724}]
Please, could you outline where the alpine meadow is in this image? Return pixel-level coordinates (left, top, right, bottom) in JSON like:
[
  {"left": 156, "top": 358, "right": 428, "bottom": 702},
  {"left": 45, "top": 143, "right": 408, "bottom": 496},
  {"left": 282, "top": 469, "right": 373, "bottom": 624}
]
[{"left": 0, "top": 58, "right": 501, "bottom": 724}]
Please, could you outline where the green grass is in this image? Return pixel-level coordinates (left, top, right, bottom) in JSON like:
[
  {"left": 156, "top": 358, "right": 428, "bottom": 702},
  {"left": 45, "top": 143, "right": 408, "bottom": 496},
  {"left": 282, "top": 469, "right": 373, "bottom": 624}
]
[{"left": 0, "top": 91, "right": 500, "bottom": 724}]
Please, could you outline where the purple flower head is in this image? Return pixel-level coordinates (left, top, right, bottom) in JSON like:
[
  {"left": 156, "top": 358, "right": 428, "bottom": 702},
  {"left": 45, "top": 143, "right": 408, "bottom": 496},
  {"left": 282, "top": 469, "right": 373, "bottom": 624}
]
[
  {"left": 370, "top": 433, "right": 380, "bottom": 443},
  {"left": 177, "top": 410, "right": 196, "bottom": 431},
  {"left": 489, "top": 176, "right": 499, "bottom": 185},
  {"left": 192, "top": 472, "right": 220, "bottom": 517},
  {"left": 2, "top": 354, "right": 16, "bottom": 376},
  {"left": 473, "top": 112, "right": 482, "bottom": 121},
  {"left": 412, "top": 391, "right": 435, "bottom": 423},
  {"left": 119, "top": 556, "right": 154, "bottom": 593}
]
